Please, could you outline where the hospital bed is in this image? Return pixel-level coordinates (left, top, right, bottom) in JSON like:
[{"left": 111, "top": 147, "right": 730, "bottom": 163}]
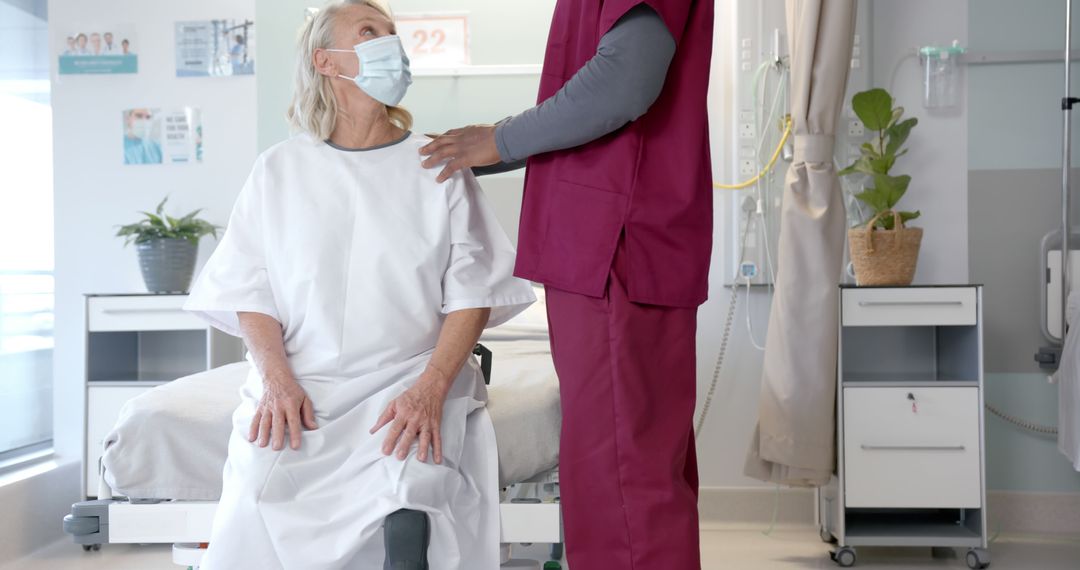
[{"left": 64, "top": 289, "right": 564, "bottom": 568}]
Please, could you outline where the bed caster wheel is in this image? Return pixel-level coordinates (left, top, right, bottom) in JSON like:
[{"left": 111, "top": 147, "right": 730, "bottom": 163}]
[
  {"left": 82, "top": 544, "right": 100, "bottom": 552},
  {"left": 966, "top": 548, "right": 990, "bottom": 569},
  {"left": 549, "top": 542, "right": 563, "bottom": 560},
  {"left": 831, "top": 546, "right": 856, "bottom": 567},
  {"left": 819, "top": 527, "right": 837, "bottom": 543}
]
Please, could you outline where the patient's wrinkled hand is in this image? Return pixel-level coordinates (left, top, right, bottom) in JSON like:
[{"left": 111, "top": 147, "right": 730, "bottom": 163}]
[
  {"left": 250, "top": 375, "right": 319, "bottom": 451},
  {"left": 370, "top": 378, "right": 446, "bottom": 464}
]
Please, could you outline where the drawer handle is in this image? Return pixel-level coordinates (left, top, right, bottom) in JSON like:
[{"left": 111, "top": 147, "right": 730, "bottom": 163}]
[
  {"left": 857, "top": 301, "right": 964, "bottom": 307},
  {"left": 101, "top": 308, "right": 183, "bottom": 315},
  {"left": 861, "top": 444, "right": 966, "bottom": 452}
]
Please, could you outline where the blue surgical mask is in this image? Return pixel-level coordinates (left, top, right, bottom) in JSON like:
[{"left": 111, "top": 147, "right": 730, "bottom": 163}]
[{"left": 327, "top": 35, "right": 412, "bottom": 106}]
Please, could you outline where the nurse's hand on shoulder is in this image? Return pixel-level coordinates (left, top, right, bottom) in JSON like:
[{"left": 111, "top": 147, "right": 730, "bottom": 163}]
[
  {"left": 250, "top": 375, "right": 318, "bottom": 451},
  {"left": 370, "top": 375, "right": 446, "bottom": 464},
  {"left": 419, "top": 125, "right": 500, "bottom": 183}
]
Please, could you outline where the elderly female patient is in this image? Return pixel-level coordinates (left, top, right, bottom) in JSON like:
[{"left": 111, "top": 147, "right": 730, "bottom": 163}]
[{"left": 183, "top": 1, "right": 535, "bottom": 568}]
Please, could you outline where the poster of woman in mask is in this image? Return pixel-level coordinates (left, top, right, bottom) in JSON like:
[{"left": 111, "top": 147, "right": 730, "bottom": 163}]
[{"left": 122, "top": 107, "right": 202, "bottom": 165}]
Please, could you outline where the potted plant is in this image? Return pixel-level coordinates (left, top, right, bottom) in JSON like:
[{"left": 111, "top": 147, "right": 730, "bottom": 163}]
[
  {"left": 840, "top": 87, "right": 922, "bottom": 286},
  {"left": 116, "top": 198, "right": 220, "bottom": 293}
]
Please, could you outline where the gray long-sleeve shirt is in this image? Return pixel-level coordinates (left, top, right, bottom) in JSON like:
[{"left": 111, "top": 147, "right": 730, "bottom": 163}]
[{"left": 472, "top": 5, "right": 675, "bottom": 176}]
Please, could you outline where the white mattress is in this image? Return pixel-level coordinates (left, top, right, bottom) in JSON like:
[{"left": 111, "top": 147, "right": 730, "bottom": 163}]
[{"left": 102, "top": 287, "right": 560, "bottom": 499}]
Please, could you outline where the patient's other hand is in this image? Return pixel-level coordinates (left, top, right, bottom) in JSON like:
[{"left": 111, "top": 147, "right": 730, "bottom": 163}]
[
  {"left": 250, "top": 375, "right": 319, "bottom": 451},
  {"left": 370, "top": 377, "right": 446, "bottom": 464}
]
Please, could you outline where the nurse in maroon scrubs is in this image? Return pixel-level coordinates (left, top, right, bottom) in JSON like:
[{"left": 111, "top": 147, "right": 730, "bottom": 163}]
[{"left": 420, "top": 1, "right": 714, "bottom": 567}]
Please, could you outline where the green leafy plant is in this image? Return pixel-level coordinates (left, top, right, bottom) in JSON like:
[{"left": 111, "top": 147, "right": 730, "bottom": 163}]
[
  {"left": 116, "top": 197, "right": 220, "bottom": 246},
  {"left": 839, "top": 87, "right": 920, "bottom": 230}
]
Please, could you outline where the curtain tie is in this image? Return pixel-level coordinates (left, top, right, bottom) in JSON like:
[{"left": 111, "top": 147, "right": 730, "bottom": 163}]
[{"left": 794, "top": 134, "right": 835, "bottom": 164}]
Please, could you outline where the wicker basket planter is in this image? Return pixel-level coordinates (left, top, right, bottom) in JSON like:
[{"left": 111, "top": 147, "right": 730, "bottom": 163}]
[{"left": 848, "top": 210, "right": 923, "bottom": 286}]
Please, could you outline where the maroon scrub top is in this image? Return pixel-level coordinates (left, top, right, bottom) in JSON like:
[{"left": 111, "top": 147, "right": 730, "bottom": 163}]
[{"left": 513, "top": 0, "right": 715, "bottom": 308}]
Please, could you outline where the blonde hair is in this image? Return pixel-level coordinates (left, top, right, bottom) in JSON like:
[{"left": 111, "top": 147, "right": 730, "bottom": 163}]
[{"left": 287, "top": 0, "right": 413, "bottom": 139}]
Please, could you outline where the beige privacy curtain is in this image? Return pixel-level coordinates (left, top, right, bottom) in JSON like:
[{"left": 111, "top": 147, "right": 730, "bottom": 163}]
[{"left": 744, "top": 0, "right": 857, "bottom": 487}]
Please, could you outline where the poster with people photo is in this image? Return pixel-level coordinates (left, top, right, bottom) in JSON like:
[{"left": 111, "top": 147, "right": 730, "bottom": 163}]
[
  {"left": 175, "top": 19, "right": 255, "bottom": 77},
  {"left": 122, "top": 107, "right": 203, "bottom": 166},
  {"left": 58, "top": 25, "right": 138, "bottom": 74}
]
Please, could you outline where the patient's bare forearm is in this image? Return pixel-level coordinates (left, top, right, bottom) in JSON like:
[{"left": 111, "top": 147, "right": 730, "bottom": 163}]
[
  {"left": 238, "top": 311, "right": 294, "bottom": 385},
  {"left": 423, "top": 308, "right": 491, "bottom": 395}
]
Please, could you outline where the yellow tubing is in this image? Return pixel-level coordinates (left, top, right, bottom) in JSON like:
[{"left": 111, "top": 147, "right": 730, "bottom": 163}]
[{"left": 713, "top": 116, "right": 793, "bottom": 190}]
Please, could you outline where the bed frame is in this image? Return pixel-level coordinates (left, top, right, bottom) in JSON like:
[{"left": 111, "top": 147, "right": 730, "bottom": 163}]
[
  {"left": 63, "top": 345, "right": 565, "bottom": 568},
  {"left": 65, "top": 470, "right": 562, "bottom": 567}
]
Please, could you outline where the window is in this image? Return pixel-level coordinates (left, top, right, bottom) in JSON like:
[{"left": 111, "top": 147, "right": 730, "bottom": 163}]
[{"left": 0, "top": 0, "right": 53, "bottom": 459}]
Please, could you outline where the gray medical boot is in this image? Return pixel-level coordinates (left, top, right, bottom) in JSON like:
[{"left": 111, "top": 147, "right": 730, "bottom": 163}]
[{"left": 383, "top": 509, "right": 429, "bottom": 570}]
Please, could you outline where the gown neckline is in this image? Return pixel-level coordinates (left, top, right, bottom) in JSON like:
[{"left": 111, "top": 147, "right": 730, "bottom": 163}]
[{"left": 323, "top": 130, "right": 412, "bottom": 153}]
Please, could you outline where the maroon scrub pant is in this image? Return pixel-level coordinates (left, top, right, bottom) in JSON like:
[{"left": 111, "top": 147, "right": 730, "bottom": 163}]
[{"left": 544, "top": 242, "right": 701, "bottom": 570}]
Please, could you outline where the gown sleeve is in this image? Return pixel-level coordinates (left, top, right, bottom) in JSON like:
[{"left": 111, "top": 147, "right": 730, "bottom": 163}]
[
  {"left": 183, "top": 157, "right": 280, "bottom": 337},
  {"left": 442, "top": 170, "right": 537, "bottom": 328}
]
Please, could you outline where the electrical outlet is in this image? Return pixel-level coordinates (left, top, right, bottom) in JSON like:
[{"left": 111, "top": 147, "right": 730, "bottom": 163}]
[
  {"left": 848, "top": 119, "right": 864, "bottom": 137},
  {"left": 739, "top": 159, "right": 755, "bottom": 175},
  {"left": 740, "top": 123, "right": 755, "bottom": 139},
  {"left": 740, "top": 262, "right": 759, "bottom": 279}
]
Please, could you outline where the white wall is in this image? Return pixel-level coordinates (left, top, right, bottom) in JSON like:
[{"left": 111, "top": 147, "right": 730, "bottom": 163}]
[
  {"left": 35, "top": 0, "right": 257, "bottom": 555},
  {"left": 869, "top": 0, "right": 969, "bottom": 285},
  {"left": 694, "top": 0, "right": 772, "bottom": 489},
  {"left": 968, "top": 0, "right": 1080, "bottom": 170}
]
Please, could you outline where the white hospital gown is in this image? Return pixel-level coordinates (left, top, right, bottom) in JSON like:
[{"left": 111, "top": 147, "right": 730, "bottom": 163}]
[
  {"left": 1057, "top": 293, "right": 1080, "bottom": 472},
  {"left": 183, "top": 132, "right": 535, "bottom": 569}
]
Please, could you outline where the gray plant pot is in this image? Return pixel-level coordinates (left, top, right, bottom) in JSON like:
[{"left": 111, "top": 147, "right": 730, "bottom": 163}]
[{"left": 136, "top": 238, "right": 198, "bottom": 293}]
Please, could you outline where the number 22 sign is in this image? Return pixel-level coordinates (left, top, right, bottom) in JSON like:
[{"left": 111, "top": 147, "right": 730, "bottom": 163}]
[{"left": 395, "top": 14, "right": 470, "bottom": 68}]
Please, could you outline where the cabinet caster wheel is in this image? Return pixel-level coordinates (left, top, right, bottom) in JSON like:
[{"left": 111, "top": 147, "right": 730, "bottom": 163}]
[
  {"left": 549, "top": 542, "right": 563, "bottom": 560},
  {"left": 966, "top": 548, "right": 990, "bottom": 569},
  {"left": 831, "top": 547, "right": 856, "bottom": 567},
  {"left": 820, "top": 527, "right": 837, "bottom": 543}
]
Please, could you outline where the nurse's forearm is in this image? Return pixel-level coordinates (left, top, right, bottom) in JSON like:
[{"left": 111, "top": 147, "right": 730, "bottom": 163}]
[
  {"left": 422, "top": 307, "right": 492, "bottom": 396},
  {"left": 238, "top": 311, "right": 294, "bottom": 385},
  {"left": 493, "top": 4, "right": 675, "bottom": 163}
]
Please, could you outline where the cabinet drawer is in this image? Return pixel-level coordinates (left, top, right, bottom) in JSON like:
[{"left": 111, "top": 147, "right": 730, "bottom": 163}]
[
  {"left": 88, "top": 296, "right": 204, "bottom": 332},
  {"left": 86, "top": 386, "right": 152, "bottom": 497},
  {"left": 842, "top": 287, "right": 977, "bottom": 327},
  {"left": 844, "top": 387, "right": 981, "bottom": 508}
]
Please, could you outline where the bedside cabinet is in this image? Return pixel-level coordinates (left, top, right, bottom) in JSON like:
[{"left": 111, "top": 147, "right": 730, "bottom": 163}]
[
  {"left": 83, "top": 294, "right": 244, "bottom": 498},
  {"left": 818, "top": 286, "right": 990, "bottom": 569}
]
